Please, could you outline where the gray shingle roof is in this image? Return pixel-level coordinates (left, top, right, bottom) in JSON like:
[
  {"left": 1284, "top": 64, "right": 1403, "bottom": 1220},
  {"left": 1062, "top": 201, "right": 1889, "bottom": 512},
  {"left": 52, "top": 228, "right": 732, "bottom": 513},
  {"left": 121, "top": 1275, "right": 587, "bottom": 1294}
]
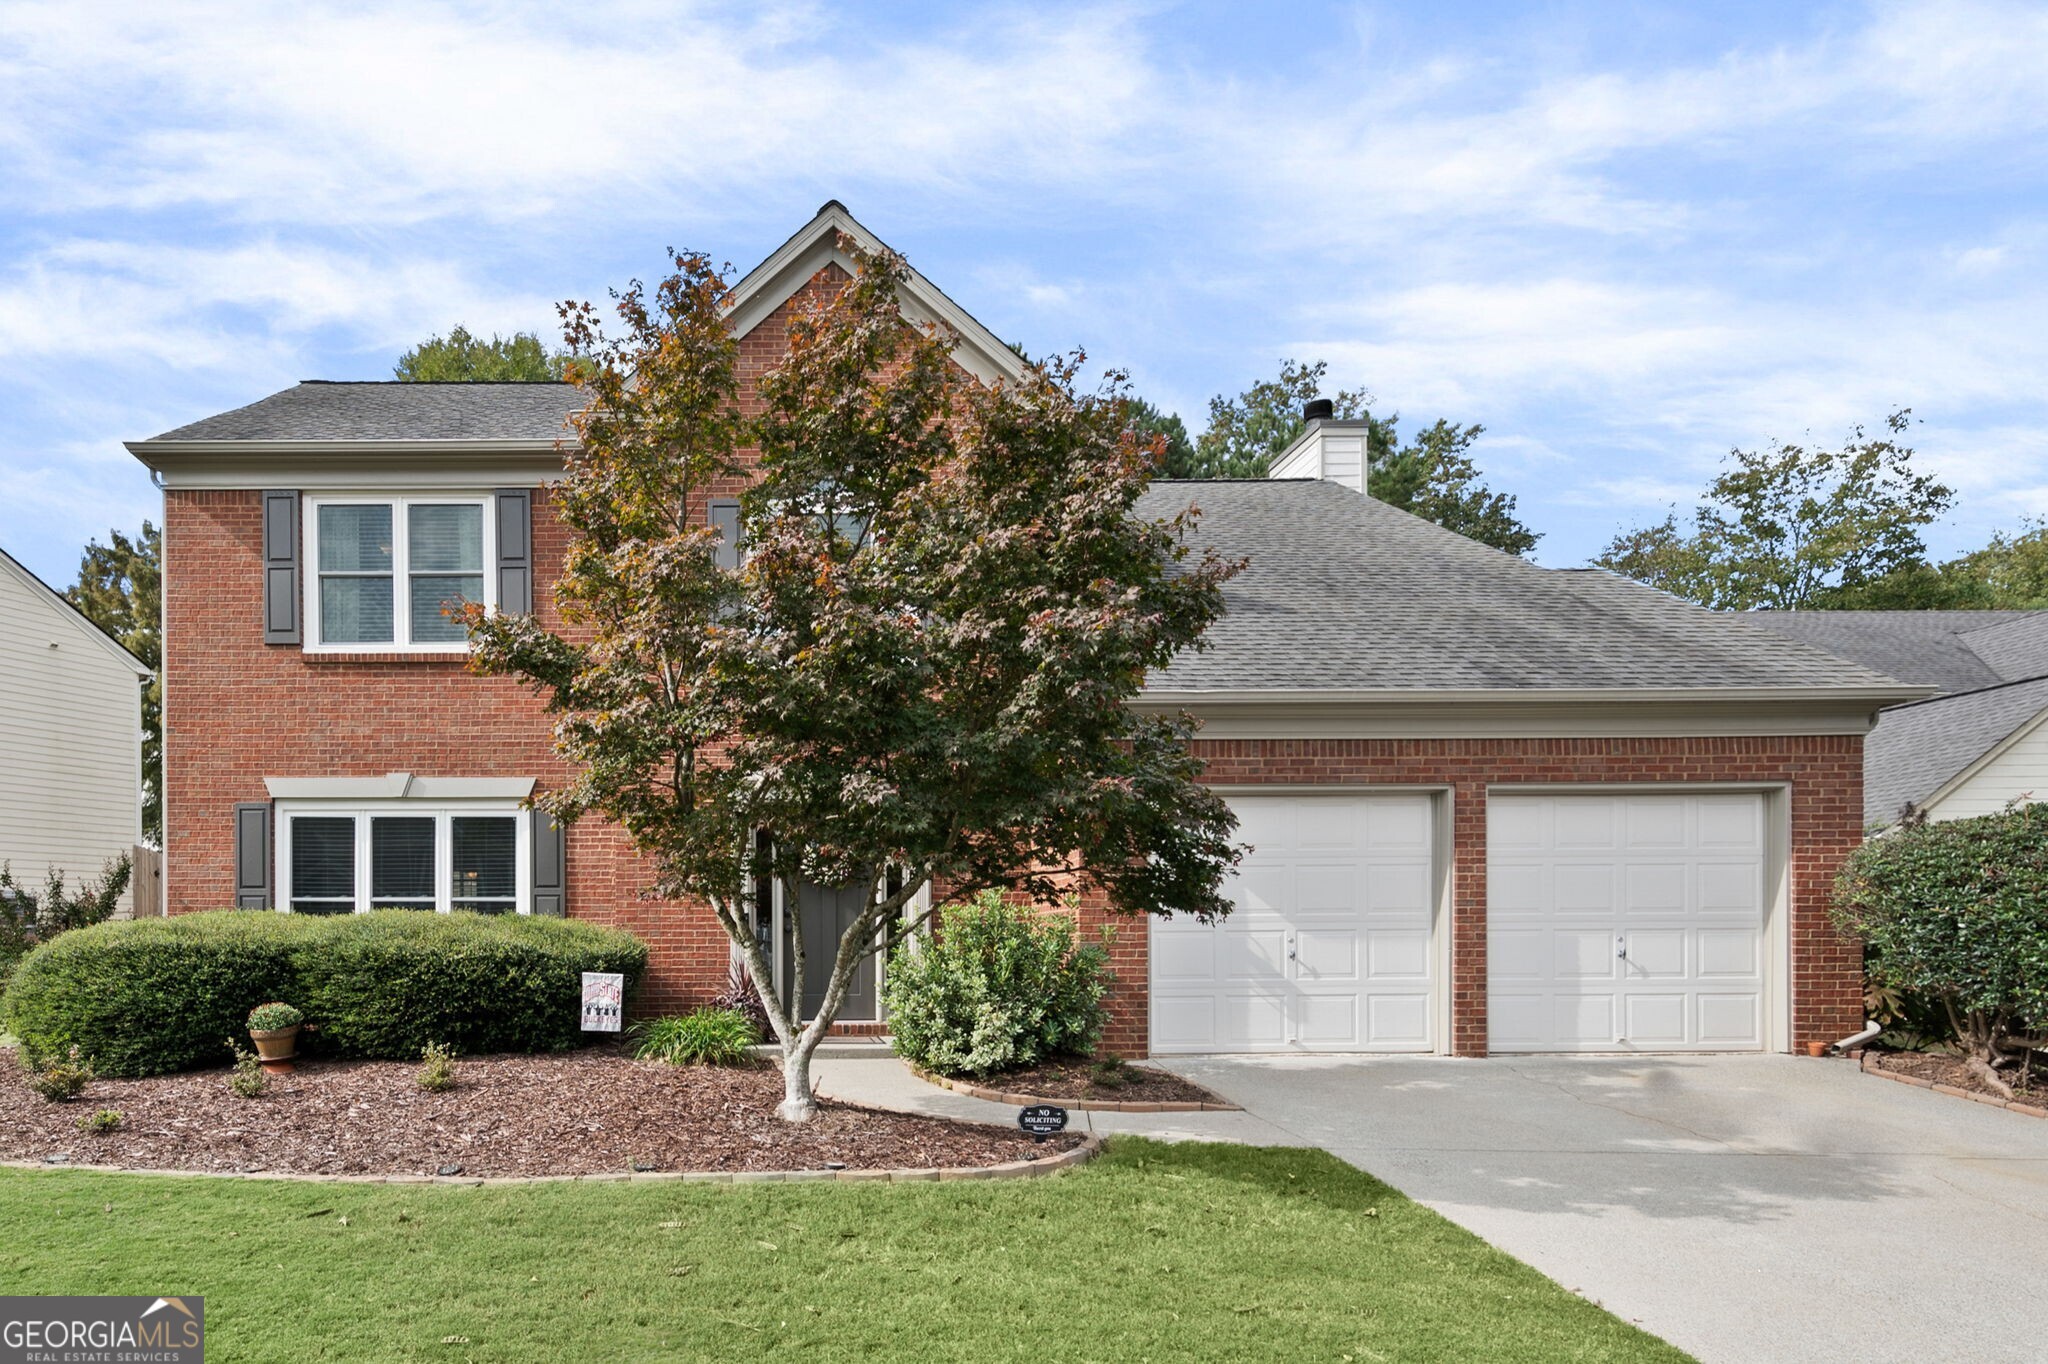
[
  {"left": 148, "top": 381, "right": 582, "bottom": 443},
  {"left": 1745, "top": 609, "right": 2048, "bottom": 694},
  {"left": 1135, "top": 480, "right": 1911, "bottom": 694},
  {"left": 1863, "top": 676, "right": 2048, "bottom": 826}
]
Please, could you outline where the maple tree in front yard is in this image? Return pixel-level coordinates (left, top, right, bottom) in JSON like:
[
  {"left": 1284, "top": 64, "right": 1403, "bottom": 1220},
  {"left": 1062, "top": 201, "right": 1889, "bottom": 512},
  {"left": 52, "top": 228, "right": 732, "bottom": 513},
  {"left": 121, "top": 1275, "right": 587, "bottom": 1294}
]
[{"left": 469, "top": 241, "right": 1243, "bottom": 1120}]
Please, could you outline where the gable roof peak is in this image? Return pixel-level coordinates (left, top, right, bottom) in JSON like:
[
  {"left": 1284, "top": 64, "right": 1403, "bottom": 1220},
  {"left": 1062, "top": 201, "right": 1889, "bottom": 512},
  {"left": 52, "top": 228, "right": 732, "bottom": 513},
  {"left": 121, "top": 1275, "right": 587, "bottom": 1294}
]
[{"left": 722, "top": 201, "right": 1027, "bottom": 389}]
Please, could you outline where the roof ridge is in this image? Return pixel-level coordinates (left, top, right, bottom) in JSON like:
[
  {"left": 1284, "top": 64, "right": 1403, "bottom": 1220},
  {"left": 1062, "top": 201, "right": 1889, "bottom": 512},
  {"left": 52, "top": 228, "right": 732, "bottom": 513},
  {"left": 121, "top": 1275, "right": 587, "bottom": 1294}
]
[
  {"left": 1884, "top": 670, "right": 2048, "bottom": 712},
  {"left": 297, "top": 379, "right": 573, "bottom": 386}
]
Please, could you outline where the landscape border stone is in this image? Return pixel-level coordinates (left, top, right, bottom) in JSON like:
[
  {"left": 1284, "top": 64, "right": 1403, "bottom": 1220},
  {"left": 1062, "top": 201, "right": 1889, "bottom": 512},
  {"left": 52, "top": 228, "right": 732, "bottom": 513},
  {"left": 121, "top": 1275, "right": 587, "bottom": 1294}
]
[
  {"left": 908, "top": 1063, "right": 1240, "bottom": 1113},
  {"left": 1859, "top": 1052, "right": 2048, "bottom": 1118},
  {"left": 0, "top": 1135, "right": 1102, "bottom": 1187}
]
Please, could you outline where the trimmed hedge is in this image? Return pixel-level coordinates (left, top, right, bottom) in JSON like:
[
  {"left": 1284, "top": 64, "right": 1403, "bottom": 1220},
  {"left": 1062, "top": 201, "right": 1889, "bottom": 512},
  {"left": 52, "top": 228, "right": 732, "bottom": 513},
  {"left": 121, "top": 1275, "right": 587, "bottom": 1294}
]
[{"left": 3, "top": 910, "right": 648, "bottom": 1077}]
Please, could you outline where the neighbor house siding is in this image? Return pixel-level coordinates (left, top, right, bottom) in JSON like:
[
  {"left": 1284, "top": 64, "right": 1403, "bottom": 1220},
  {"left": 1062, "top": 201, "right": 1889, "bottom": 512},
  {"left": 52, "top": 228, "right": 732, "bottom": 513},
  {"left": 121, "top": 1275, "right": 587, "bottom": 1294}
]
[
  {"left": 0, "top": 557, "right": 142, "bottom": 912},
  {"left": 1926, "top": 717, "right": 2048, "bottom": 821}
]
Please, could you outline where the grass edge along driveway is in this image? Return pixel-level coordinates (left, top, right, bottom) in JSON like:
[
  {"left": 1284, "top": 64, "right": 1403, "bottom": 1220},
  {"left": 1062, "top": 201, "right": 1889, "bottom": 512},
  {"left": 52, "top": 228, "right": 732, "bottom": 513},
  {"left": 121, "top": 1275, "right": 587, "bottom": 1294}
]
[{"left": 0, "top": 1138, "right": 1691, "bottom": 1363}]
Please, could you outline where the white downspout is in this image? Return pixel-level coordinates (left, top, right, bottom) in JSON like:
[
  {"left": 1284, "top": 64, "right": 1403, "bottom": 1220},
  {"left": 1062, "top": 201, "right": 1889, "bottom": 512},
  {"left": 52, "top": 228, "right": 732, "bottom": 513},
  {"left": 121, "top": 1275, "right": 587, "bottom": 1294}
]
[{"left": 1831, "top": 1020, "right": 1882, "bottom": 1053}]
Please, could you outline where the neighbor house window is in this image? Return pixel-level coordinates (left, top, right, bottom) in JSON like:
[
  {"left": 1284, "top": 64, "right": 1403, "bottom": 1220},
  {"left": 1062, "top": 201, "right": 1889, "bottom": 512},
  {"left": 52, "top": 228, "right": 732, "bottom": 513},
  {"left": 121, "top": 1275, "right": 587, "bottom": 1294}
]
[
  {"left": 276, "top": 803, "right": 528, "bottom": 914},
  {"left": 307, "top": 496, "right": 492, "bottom": 650}
]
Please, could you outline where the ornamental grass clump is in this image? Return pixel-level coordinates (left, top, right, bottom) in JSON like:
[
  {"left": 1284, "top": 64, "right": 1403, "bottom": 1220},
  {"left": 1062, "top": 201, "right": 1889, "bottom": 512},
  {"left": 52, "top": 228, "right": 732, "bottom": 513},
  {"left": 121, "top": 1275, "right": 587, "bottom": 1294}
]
[
  {"left": 1835, "top": 801, "right": 2048, "bottom": 1096},
  {"left": 883, "top": 891, "right": 1111, "bottom": 1077},
  {"left": 631, "top": 1009, "right": 759, "bottom": 1067}
]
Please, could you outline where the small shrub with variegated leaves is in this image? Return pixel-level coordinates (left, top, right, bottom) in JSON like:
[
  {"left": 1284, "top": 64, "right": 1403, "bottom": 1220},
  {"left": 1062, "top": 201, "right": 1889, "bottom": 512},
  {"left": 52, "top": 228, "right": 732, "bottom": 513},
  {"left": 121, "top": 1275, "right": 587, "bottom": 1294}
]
[
  {"left": 417, "top": 1041, "right": 456, "bottom": 1092},
  {"left": 26, "top": 1045, "right": 93, "bottom": 1102},
  {"left": 77, "top": 1108, "right": 122, "bottom": 1135},
  {"left": 225, "top": 1043, "right": 266, "bottom": 1099}
]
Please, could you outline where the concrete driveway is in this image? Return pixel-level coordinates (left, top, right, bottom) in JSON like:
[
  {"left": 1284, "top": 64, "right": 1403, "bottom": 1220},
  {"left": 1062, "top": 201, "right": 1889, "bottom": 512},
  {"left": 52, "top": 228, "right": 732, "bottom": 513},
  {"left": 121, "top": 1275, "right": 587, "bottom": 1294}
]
[{"left": 1157, "top": 1054, "right": 2048, "bottom": 1364}]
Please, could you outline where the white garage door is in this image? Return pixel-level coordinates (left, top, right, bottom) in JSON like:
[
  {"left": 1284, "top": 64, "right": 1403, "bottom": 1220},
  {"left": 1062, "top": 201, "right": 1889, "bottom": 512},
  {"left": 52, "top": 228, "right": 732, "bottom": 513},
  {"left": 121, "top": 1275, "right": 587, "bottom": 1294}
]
[
  {"left": 1151, "top": 793, "right": 1437, "bottom": 1054},
  {"left": 1488, "top": 793, "right": 1769, "bottom": 1052}
]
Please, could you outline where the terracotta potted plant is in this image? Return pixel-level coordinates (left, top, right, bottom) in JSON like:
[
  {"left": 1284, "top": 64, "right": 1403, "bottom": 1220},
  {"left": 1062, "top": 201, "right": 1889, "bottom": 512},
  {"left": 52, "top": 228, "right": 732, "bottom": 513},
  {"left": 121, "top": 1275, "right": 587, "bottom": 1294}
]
[{"left": 247, "top": 1002, "right": 305, "bottom": 1073}]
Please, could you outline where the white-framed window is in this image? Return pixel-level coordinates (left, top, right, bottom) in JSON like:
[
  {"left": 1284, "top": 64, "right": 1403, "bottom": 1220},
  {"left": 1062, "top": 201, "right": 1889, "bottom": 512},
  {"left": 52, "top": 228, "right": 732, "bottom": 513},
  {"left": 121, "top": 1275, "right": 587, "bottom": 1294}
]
[
  {"left": 275, "top": 801, "right": 530, "bottom": 915},
  {"left": 304, "top": 494, "right": 495, "bottom": 652}
]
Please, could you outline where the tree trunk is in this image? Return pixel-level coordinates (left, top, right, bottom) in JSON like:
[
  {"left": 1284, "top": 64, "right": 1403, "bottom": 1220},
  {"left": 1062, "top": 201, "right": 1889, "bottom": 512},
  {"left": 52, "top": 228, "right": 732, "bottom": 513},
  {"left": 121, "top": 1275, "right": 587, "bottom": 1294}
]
[{"left": 779, "top": 1037, "right": 819, "bottom": 1122}]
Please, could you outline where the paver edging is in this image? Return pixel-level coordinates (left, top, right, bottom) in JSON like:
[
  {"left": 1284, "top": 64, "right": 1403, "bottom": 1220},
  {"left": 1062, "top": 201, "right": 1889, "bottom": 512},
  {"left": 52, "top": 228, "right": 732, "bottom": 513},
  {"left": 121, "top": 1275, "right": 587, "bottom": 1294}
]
[
  {"left": 1859, "top": 1052, "right": 2048, "bottom": 1118},
  {"left": 0, "top": 1134, "right": 1102, "bottom": 1187},
  {"left": 907, "top": 1063, "right": 1239, "bottom": 1113}
]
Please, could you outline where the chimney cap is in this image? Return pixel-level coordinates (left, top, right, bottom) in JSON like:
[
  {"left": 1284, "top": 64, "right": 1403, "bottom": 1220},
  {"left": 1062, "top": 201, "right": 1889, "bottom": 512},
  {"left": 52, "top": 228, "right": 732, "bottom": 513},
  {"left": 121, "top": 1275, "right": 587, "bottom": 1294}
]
[{"left": 1302, "top": 398, "right": 1335, "bottom": 422}]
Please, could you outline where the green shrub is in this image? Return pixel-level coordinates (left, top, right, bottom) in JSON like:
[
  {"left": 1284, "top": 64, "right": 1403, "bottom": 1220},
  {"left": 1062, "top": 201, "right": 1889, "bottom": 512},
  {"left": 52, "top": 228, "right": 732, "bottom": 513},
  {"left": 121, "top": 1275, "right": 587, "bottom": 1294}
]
[
  {"left": 631, "top": 1008, "right": 759, "bottom": 1066},
  {"left": 26, "top": 1045, "right": 93, "bottom": 1102},
  {"left": 4, "top": 910, "right": 648, "bottom": 1077},
  {"left": 0, "top": 855, "right": 132, "bottom": 988},
  {"left": 246, "top": 1001, "right": 303, "bottom": 1032},
  {"left": 226, "top": 1043, "right": 266, "bottom": 1098},
  {"left": 882, "top": 890, "right": 1110, "bottom": 1077},
  {"left": 78, "top": 1108, "right": 122, "bottom": 1135},
  {"left": 417, "top": 1041, "right": 457, "bottom": 1092},
  {"left": 292, "top": 912, "right": 646, "bottom": 1061},
  {"left": 5, "top": 913, "right": 308, "bottom": 1076},
  {"left": 1835, "top": 802, "right": 2048, "bottom": 1076}
]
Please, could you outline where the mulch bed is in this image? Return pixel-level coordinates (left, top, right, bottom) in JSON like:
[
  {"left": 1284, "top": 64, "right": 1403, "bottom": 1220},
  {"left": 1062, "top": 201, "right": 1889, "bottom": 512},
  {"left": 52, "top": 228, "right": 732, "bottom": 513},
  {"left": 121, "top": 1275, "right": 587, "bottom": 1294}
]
[
  {"left": 959, "top": 1058, "right": 1225, "bottom": 1106},
  {"left": 0, "top": 1050, "right": 1080, "bottom": 1178},
  {"left": 1865, "top": 1049, "right": 2048, "bottom": 1106}
]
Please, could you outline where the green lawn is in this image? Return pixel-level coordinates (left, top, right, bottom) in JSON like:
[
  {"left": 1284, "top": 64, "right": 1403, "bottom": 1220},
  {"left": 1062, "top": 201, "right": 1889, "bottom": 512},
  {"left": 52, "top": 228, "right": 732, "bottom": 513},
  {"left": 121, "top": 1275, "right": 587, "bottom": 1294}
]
[{"left": 0, "top": 1139, "right": 1689, "bottom": 1363}]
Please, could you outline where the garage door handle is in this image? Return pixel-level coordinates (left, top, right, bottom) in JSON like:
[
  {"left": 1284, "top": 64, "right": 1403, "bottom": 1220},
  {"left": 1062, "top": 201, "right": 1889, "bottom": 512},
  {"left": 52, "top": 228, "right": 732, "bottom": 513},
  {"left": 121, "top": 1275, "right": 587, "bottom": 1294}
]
[
  {"left": 1288, "top": 939, "right": 1298, "bottom": 961},
  {"left": 1616, "top": 935, "right": 1628, "bottom": 960}
]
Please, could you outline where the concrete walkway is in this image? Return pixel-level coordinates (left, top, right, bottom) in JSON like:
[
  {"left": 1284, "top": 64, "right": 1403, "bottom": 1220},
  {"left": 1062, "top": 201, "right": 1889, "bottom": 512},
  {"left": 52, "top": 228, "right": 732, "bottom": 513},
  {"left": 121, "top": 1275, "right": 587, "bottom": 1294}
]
[{"left": 818, "top": 1052, "right": 2048, "bottom": 1364}]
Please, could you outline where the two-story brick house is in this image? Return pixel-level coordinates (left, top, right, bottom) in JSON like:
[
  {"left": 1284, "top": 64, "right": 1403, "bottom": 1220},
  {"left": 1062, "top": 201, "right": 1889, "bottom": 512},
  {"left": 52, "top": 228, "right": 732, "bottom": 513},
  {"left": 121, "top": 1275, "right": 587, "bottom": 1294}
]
[{"left": 129, "top": 203, "right": 1920, "bottom": 1058}]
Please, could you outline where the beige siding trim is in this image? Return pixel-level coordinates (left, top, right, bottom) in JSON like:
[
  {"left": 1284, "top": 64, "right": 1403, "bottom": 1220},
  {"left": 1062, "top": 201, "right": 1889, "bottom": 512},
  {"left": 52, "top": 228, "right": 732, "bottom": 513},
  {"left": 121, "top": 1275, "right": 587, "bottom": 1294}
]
[{"left": 1921, "top": 708, "right": 2048, "bottom": 821}]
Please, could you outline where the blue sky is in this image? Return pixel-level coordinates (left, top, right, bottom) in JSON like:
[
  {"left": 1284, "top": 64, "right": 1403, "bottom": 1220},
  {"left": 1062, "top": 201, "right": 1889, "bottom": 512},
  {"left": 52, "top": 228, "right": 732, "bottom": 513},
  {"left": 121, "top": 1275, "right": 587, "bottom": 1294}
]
[{"left": 3, "top": 0, "right": 2046, "bottom": 585}]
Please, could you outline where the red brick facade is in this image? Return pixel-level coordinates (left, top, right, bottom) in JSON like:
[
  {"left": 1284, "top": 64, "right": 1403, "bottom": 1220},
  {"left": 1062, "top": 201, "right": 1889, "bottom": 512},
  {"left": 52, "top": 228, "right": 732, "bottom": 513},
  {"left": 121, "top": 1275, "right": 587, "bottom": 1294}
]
[{"left": 158, "top": 266, "right": 1871, "bottom": 1057}]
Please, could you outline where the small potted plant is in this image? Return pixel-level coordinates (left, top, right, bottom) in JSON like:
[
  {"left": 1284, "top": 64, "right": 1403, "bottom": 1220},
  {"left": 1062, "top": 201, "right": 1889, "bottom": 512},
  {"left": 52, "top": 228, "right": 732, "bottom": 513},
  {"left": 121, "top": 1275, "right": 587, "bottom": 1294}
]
[{"left": 246, "top": 1002, "right": 306, "bottom": 1073}]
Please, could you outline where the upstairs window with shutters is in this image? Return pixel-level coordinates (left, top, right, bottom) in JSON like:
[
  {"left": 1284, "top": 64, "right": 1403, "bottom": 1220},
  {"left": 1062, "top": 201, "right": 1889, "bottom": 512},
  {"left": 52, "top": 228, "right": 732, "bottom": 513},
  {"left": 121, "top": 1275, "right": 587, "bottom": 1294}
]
[{"left": 305, "top": 495, "right": 494, "bottom": 651}]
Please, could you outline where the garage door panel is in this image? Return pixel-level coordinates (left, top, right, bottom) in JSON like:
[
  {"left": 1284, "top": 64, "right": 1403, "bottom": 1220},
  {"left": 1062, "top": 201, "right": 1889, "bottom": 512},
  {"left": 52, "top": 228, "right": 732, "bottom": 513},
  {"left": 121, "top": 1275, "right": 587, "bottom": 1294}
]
[
  {"left": 1151, "top": 931, "right": 1218, "bottom": 983},
  {"left": 1698, "top": 993, "right": 1762, "bottom": 1046},
  {"left": 1697, "top": 928, "right": 1760, "bottom": 978},
  {"left": 1555, "top": 799, "right": 1621, "bottom": 849},
  {"left": 1623, "top": 993, "right": 1688, "bottom": 1046},
  {"left": 1152, "top": 793, "right": 1437, "bottom": 1054},
  {"left": 1695, "top": 796, "right": 1763, "bottom": 849},
  {"left": 1556, "top": 994, "right": 1616, "bottom": 1046},
  {"left": 1624, "top": 797, "right": 1688, "bottom": 848},
  {"left": 1698, "top": 862, "right": 1763, "bottom": 914},
  {"left": 1368, "top": 931, "right": 1431, "bottom": 980},
  {"left": 1363, "top": 860, "right": 1432, "bottom": 914},
  {"left": 1624, "top": 929, "right": 1688, "bottom": 979},
  {"left": 1366, "top": 993, "right": 1430, "bottom": 1046},
  {"left": 1216, "top": 927, "right": 1287, "bottom": 981},
  {"left": 1556, "top": 863, "right": 1618, "bottom": 913},
  {"left": 1490, "top": 793, "right": 1770, "bottom": 1054},
  {"left": 1622, "top": 862, "right": 1688, "bottom": 914},
  {"left": 1295, "top": 928, "right": 1360, "bottom": 981}
]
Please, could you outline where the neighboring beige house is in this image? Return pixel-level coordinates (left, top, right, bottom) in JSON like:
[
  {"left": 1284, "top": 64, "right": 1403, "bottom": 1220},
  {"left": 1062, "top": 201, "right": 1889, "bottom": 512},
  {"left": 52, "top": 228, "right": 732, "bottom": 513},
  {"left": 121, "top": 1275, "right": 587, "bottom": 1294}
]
[
  {"left": 1750, "top": 610, "right": 2048, "bottom": 826},
  {"left": 0, "top": 546, "right": 151, "bottom": 912}
]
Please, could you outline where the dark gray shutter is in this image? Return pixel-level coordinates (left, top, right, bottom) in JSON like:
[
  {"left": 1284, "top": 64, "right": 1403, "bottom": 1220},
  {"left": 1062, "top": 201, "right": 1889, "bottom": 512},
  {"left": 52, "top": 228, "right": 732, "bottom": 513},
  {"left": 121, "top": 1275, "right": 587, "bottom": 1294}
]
[
  {"left": 233, "top": 802, "right": 273, "bottom": 908},
  {"left": 531, "top": 809, "right": 566, "bottom": 917},
  {"left": 495, "top": 488, "right": 533, "bottom": 615},
  {"left": 262, "top": 490, "right": 300, "bottom": 644},
  {"left": 708, "top": 498, "right": 742, "bottom": 571}
]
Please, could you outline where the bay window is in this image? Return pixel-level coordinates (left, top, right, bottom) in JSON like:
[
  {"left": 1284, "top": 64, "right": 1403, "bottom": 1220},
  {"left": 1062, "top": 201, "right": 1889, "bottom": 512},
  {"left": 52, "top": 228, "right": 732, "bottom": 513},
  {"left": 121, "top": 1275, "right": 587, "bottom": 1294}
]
[
  {"left": 277, "top": 803, "right": 529, "bottom": 914},
  {"left": 307, "top": 495, "right": 493, "bottom": 650}
]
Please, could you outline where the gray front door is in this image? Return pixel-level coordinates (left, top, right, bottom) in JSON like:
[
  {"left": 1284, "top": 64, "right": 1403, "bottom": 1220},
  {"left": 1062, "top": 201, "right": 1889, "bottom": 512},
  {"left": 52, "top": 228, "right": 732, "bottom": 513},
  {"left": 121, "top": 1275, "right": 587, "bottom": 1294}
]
[{"left": 794, "top": 882, "right": 878, "bottom": 1022}]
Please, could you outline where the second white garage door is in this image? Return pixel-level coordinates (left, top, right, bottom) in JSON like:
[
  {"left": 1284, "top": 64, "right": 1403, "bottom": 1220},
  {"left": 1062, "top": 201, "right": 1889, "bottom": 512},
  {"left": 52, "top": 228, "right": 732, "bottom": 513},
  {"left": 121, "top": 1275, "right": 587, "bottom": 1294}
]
[
  {"left": 1487, "top": 793, "right": 1771, "bottom": 1052},
  {"left": 1151, "top": 793, "right": 1437, "bottom": 1054}
]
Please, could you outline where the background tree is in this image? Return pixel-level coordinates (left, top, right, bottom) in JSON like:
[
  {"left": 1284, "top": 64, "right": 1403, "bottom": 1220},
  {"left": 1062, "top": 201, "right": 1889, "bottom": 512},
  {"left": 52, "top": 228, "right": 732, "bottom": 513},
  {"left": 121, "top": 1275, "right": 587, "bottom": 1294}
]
[
  {"left": 394, "top": 325, "right": 570, "bottom": 381},
  {"left": 1594, "top": 411, "right": 1951, "bottom": 610},
  {"left": 1150, "top": 359, "right": 1539, "bottom": 554},
  {"left": 69, "top": 525, "right": 159, "bottom": 843},
  {"left": 469, "top": 243, "right": 1243, "bottom": 1121},
  {"left": 1122, "top": 395, "right": 1194, "bottom": 473}
]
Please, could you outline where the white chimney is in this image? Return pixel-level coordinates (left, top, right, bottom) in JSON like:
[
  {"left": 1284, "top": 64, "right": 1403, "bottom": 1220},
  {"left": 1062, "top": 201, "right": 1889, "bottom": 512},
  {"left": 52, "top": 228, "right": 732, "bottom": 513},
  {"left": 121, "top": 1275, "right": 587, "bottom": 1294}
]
[{"left": 1267, "top": 398, "right": 1369, "bottom": 494}]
